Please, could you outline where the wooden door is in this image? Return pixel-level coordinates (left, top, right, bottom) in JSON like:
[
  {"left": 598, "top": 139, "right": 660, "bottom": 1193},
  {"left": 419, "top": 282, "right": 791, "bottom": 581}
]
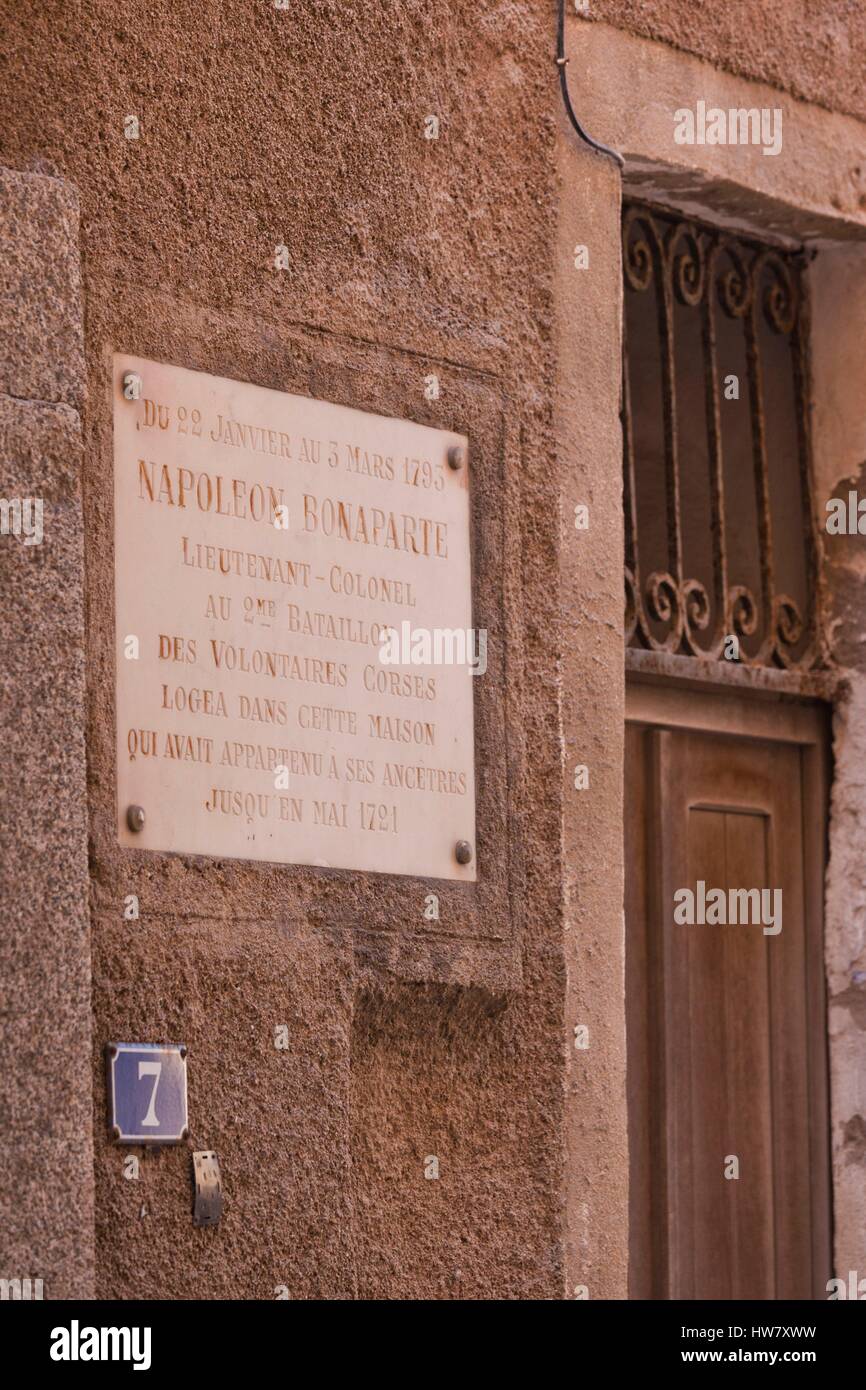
[{"left": 625, "top": 683, "right": 832, "bottom": 1300}]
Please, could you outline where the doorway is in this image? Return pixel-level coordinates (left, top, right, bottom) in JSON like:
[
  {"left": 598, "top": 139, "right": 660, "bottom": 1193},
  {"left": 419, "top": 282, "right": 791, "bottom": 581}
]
[{"left": 625, "top": 681, "right": 832, "bottom": 1299}]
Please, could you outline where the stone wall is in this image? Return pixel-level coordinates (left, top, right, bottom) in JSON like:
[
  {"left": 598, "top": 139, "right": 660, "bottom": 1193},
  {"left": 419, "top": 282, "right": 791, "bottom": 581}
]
[
  {"left": 0, "top": 1, "right": 600, "bottom": 1298},
  {"left": 1, "top": 0, "right": 864, "bottom": 1300},
  {"left": 0, "top": 167, "right": 93, "bottom": 1299}
]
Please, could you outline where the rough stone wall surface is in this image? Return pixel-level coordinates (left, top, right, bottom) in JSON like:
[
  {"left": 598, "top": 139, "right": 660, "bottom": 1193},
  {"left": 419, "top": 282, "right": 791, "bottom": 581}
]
[
  {"left": 824, "top": 679, "right": 866, "bottom": 1279},
  {"left": 586, "top": 2, "right": 866, "bottom": 122},
  {"left": 0, "top": 167, "right": 93, "bottom": 1298},
  {"left": 0, "top": 2, "right": 582, "bottom": 1298},
  {"left": 349, "top": 982, "right": 562, "bottom": 1300},
  {"left": 810, "top": 244, "right": 866, "bottom": 1278}
]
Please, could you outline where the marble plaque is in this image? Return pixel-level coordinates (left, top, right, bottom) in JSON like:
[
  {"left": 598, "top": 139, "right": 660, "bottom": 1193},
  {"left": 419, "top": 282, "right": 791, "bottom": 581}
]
[{"left": 114, "top": 355, "right": 477, "bottom": 880}]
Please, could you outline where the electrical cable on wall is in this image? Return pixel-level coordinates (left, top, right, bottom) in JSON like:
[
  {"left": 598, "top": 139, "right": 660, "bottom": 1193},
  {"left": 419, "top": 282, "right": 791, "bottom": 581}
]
[{"left": 556, "top": 0, "right": 625, "bottom": 167}]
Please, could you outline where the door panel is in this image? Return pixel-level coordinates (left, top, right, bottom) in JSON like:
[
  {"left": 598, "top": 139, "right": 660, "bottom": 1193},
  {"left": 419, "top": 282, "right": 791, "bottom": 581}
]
[{"left": 626, "top": 689, "right": 831, "bottom": 1300}]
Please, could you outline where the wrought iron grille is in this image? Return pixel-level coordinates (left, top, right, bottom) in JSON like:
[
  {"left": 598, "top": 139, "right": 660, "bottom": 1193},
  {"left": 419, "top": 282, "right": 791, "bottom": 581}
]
[{"left": 622, "top": 201, "right": 823, "bottom": 670}]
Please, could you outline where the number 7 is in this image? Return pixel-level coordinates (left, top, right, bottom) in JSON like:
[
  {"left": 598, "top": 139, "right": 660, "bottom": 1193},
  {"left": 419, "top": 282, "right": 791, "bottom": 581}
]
[{"left": 138, "top": 1061, "right": 162, "bottom": 1127}]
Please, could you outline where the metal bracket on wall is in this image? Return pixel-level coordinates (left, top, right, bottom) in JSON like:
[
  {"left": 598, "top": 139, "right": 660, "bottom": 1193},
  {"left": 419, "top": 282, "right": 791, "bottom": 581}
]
[{"left": 192, "top": 1151, "right": 223, "bottom": 1228}]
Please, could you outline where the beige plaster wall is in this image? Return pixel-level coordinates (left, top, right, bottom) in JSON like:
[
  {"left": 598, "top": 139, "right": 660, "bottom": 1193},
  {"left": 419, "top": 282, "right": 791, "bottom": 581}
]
[
  {"left": 588, "top": 1, "right": 866, "bottom": 124},
  {"left": 554, "top": 119, "right": 628, "bottom": 1298}
]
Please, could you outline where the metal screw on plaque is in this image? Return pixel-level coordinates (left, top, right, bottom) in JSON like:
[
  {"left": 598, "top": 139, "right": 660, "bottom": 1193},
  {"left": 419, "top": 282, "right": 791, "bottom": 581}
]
[
  {"left": 126, "top": 804, "right": 146, "bottom": 833},
  {"left": 122, "top": 372, "right": 142, "bottom": 401},
  {"left": 455, "top": 839, "right": 472, "bottom": 865},
  {"left": 447, "top": 444, "right": 465, "bottom": 470}
]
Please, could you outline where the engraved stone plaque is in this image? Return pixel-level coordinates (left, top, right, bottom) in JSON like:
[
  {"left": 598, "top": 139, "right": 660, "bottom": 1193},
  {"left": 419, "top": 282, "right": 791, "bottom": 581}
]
[{"left": 114, "top": 355, "right": 476, "bottom": 880}]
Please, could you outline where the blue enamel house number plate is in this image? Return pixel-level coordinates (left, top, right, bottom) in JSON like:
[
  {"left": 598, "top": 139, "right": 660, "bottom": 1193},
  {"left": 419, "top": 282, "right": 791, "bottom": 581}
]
[{"left": 107, "top": 1042, "right": 189, "bottom": 1144}]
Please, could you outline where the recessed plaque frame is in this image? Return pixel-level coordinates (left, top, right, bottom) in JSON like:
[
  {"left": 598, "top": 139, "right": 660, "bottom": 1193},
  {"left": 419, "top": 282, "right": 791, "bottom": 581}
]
[{"left": 90, "top": 307, "right": 520, "bottom": 973}]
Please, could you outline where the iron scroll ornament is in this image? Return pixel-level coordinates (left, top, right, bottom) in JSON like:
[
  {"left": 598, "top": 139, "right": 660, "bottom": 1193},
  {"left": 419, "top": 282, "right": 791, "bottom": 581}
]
[{"left": 621, "top": 203, "right": 824, "bottom": 672}]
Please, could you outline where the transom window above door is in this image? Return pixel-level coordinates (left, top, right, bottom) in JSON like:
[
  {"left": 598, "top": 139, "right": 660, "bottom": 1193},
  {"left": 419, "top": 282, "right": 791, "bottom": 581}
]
[{"left": 621, "top": 201, "right": 825, "bottom": 671}]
